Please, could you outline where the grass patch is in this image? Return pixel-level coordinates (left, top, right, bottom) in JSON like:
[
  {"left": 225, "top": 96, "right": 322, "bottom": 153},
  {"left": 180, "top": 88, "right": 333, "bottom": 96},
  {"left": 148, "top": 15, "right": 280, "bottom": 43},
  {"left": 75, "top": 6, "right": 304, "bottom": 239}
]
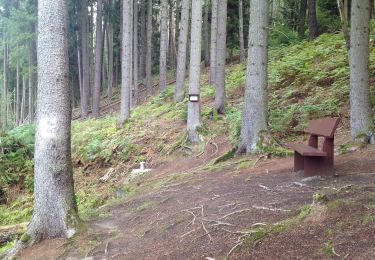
[
  {"left": 271, "top": 205, "right": 312, "bottom": 235},
  {"left": 362, "top": 214, "right": 375, "bottom": 226},
  {"left": 321, "top": 240, "right": 335, "bottom": 258},
  {"left": 326, "top": 199, "right": 355, "bottom": 211},
  {"left": 0, "top": 195, "right": 33, "bottom": 226},
  {"left": 136, "top": 201, "right": 156, "bottom": 212},
  {"left": 245, "top": 205, "right": 312, "bottom": 246},
  {"left": 0, "top": 240, "right": 15, "bottom": 254},
  {"left": 151, "top": 173, "right": 184, "bottom": 190}
]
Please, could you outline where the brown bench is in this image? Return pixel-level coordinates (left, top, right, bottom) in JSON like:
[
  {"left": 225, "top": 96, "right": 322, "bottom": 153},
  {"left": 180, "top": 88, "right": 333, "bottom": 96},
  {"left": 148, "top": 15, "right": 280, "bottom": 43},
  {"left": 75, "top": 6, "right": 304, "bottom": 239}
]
[{"left": 289, "top": 117, "right": 341, "bottom": 177}]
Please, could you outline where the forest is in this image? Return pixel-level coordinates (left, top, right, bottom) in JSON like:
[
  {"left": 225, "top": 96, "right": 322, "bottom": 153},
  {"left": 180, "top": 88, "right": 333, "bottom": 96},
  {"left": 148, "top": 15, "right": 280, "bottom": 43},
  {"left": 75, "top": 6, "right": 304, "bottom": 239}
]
[{"left": 0, "top": 0, "right": 375, "bottom": 259}]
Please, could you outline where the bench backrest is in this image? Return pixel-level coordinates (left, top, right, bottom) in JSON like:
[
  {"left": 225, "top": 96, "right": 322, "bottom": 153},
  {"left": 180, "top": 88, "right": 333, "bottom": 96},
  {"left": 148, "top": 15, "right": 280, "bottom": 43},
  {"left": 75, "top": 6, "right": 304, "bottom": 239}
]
[{"left": 305, "top": 117, "right": 341, "bottom": 138}]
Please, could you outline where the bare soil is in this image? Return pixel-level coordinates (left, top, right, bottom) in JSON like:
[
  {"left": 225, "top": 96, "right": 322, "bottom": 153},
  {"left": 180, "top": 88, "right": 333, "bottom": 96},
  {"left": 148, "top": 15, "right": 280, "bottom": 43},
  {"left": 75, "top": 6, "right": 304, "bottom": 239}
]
[{"left": 16, "top": 140, "right": 375, "bottom": 260}]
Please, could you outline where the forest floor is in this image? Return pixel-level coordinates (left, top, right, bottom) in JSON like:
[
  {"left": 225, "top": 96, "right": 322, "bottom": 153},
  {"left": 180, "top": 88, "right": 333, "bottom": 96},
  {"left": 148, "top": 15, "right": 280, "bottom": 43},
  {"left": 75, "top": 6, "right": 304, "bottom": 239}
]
[
  {"left": 16, "top": 136, "right": 375, "bottom": 260},
  {"left": 3, "top": 30, "right": 375, "bottom": 259}
]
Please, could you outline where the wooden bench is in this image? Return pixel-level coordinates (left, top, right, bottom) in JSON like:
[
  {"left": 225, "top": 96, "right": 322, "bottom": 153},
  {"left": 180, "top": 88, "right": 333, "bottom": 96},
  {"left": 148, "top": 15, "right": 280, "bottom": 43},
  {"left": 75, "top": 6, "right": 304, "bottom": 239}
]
[{"left": 289, "top": 117, "right": 341, "bottom": 177}]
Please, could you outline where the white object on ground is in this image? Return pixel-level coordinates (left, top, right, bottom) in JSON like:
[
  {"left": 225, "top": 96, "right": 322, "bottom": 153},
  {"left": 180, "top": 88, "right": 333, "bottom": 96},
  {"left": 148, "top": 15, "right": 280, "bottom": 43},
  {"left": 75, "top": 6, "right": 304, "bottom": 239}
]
[{"left": 131, "top": 161, "right": 152, "bottom": 175}]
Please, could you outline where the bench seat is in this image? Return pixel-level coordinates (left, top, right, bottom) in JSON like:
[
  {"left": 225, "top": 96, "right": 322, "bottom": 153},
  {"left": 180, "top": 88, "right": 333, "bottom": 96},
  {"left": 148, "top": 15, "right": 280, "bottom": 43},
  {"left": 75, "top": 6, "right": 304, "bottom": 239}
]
[
  {"left": 289, "top": 117, "right": 340, "bottom": 176},
  {"left": 289, "top": 143, "right": 327, "bottom": 157}
]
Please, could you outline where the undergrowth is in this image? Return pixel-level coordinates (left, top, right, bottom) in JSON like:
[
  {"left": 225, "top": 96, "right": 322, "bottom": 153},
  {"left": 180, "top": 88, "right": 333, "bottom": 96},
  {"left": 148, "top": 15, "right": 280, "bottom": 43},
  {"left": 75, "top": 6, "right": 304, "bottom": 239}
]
[{"left": 2, "top": 27, "right": 375, "bottom": 230}]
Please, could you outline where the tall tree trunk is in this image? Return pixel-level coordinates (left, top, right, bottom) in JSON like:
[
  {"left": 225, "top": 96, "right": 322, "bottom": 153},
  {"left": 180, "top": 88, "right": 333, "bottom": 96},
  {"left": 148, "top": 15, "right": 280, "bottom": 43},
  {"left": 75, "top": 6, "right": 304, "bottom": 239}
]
[
  {"left": 102, "top": 22, "right": 107, "bottom": 95},
  {"left": 28, "top": 42, "right": 37, "bottom": 124},
  {"left": 133, "top": 0, "right": 139, "bottom": 105},
  {"left": 92, "top": 0, "right": 104, "bottom": 117},
  {"left": 159, "top": 0, "right": 169, "bottom": 92},
  {"left": 214, "top": 0, "right": 228, "bottom": 114},
  {"left": 210, "top": 0, "right": 218, "bottom": 85},
  {"left": 174, "top": 0, "right": 191, "bottom": 103},
  {"left": 139, "top": 0, "right": 147, "bottom": 79},
  {"left": 239, "top": 0, "right": 245, "bottom": 62},
  {"left": 80, "top": 0, "right": 90, "bottom": 118},
  {"left": 77, "top": 32, "right": 83, "bottom": 104},
  {"left": 107, "top": 19, "right": 114, "bottom": 98},
  {"left": 298, "top": 0, "right": 307, "bottom": 39},
  {"left": 307, "top": 0, "right": 318, "bottom": 40},
  {"left": 8, "top": 0, "right": 80, "bottom": 255},
  {"left": 168, "top": 2, "right": 177, "bottom": 69},
  {"left": 187, "top": 0, "right": 203, "bottom": 143},
  {"left": 146, "top": 0, "right": 153, "bottom": 96},
  {"left": 349, "top": 0, "right": 373, "bottom": 141},
  {"left": 129, "top": 1, "right": 133, "bottom": 108},
  {"left": 175, "top": 0, "right": 180, "bottom": 53},
  {"left": 119, "top": 0, "right": 132, "bottom": 125},
  {"left": 237, "top": 0, "right": 269, "bottom": 155},
  {"left": 20, "top": 76, "right": 26, "bottom": 124},
  {"left": 16, "top": 63, "right": 20, "bottom": 126},
  {"left": 337, "top": 0, "right": 350, "bottom": 50},
  {"left": 3, "top": 42, "right": 8, "bottom": 128},
  {"left": 272, "top": 0, "right": 281, "bottom": 25},
  {"left": 204, "top": 0, "right": 210, "bottom": 67},
  {"left": 89, "top": 4, "right": 95, "bottom": 109}
]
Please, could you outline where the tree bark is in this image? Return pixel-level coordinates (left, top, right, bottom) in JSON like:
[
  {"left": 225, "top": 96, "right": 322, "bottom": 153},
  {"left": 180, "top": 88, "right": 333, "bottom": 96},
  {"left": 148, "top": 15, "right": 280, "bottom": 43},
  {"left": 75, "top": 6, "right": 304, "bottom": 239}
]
[
  {"left": 133, "top": 0, "right": 139, "bottom": 105},
  {"left": 119, "top": 0, "right": 132, "bottom": 125},
  {"left": 214, "top": 0, "right": 228, "bottom": 114},
  {"left": 204, "top": 0, "right": 210, "bottom": 67},
  {"left": 307, "top": 0, "right": 318, "bottom": 40},
  {"left": 349, "top": 0, "right": 373, "bottom": 140},
  {"left": 175, "top": 0, "right": 191, "bottom": 103},
  {"left": 337, "top": 0, "right": 350, "bottom": 50},
  {"left": 298, "top": 0, "right": 307, "bottom": 39},
  {"left": 8, "top": 0, "right": 80, "bottom": 255},
  {"left": 159, "top": 0, "right": 169, "bottom": 92},
  {"left": 271, "top": 0, "right": 279, "bottom": 26},
  {"left": 237, "top": 0, "right": 269, "bottom": 155},
  {"left": 168, "top": 1, "right": 177, "bottom": 69},
  {"left": 239, "top": 0, "right": 245, "bottom": 62},
  {"left": 89, "top": 4, "right": 94, "bottom": 108},
  {"left": 129, "top": 1, "right": 133, "bottom": 108},
  {"left": 3, "top": 42, "right": 8, "bottom": 128},
  {"left": 210, "top": 0, "right": 218, "bottom": 85},
  {"left": 175, "top": 0, "right": 180, "bottom": 53},
  {"left": 16, "top": 62, "right": 20, "bottom": 126},
  {"left": 187, "top": 0, "right": 203, "bottom": 143},
  {"left": 20, "top": 76, "right": 26, "bottom": 124},
  {"left": 92, "top": 0, "right": 104, "bottom": 117},
  {"left": 107, "top": 20, "right": 114, "bottom": 98},
  {"left": 79, "top": 0, "right": 90, "bottom": 118},
  {"left": 139, "top": 0, "right": 147, "bottom": 79},
  {"left": 28, "top": 43, "right": 36, "bottom": 124},
  {"left": 146, "top": 0, "right": 153, "bottom": 96}
]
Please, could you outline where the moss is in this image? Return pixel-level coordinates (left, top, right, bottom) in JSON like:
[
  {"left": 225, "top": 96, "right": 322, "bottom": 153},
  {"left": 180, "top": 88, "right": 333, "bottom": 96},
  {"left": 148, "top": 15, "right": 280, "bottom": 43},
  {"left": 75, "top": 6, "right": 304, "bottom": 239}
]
[
  {"left": 213, "top": 148, "right": 236, "bottom": 164},
  {"left": 271, "top": 205, "right": 311, "bottom": 234},
  {"left": 20, "top": 233, "right": 31, "bottom": 243},
  {"left": 313, "top": 193, "right": 329, "bottom": 205},
  {"left": 244, "top": 205, "right": 312, "bottom": 248},
  {"left": 249, "top": 227, "right": 269, "bottom": 243},
  {"left": 66, "top": 208, "right": 83, "bottom": 232},
  {"left": 236, "top": 160, "right": 252, "bottom": 170}
]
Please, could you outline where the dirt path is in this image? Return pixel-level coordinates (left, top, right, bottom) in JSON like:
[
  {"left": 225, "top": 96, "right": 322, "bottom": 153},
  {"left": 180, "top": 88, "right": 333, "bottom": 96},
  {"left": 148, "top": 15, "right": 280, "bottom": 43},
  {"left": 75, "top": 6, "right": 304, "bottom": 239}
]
[{"left": 17, "top": 145, "right": 375, "bottom": 260}]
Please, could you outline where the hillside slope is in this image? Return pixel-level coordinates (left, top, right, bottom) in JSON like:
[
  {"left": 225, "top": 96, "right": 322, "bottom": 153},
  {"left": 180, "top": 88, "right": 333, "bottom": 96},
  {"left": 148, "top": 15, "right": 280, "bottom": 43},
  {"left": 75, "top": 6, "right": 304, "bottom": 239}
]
[{"left": 1, "top": 29, "right": 375, "bottom": 256}]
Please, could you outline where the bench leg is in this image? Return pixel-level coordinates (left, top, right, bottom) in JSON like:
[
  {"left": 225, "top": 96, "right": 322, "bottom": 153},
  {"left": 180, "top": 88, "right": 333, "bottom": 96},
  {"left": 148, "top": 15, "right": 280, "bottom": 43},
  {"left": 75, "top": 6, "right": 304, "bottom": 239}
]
[
  {"left": 294, "top": 152, "right": 304, "bottom": 172},
  {"left": 304, "top": 157, "right": 334, "bottom": 177}
]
